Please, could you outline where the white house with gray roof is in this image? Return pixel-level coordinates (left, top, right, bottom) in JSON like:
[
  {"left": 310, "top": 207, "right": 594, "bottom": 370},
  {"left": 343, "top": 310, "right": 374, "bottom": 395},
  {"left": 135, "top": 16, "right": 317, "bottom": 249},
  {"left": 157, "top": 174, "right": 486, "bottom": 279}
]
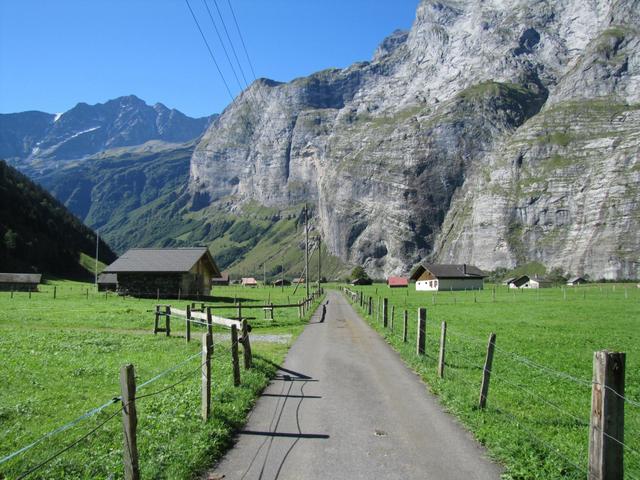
[{"left": 410, "top": 264, "right": 486, "bottom": 291}]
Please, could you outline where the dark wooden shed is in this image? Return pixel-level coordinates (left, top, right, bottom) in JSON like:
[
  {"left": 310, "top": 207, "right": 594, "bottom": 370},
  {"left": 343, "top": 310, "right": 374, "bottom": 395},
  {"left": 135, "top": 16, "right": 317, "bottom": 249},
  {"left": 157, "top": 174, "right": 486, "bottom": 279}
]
[
  {"left": 0, "top": 273, "right": 42, "bottom": 291},
  {"left": 103, "top": 247, "right": 220, "bottom": 297},
  {"left": 97, "top": 273, "right": 118, "bottom": 291}
]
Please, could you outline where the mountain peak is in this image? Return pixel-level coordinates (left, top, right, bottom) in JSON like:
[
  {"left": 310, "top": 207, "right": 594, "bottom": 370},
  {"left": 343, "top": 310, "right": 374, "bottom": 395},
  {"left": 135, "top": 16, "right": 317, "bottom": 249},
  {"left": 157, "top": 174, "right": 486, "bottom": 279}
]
[{"left": 0, "top": 96, "right": 214, "bottom": 165}]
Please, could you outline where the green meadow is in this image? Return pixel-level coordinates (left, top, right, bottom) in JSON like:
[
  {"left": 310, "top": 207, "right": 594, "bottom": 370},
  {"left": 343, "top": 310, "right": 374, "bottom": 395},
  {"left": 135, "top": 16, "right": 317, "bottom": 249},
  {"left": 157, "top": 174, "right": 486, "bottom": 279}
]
[
  {"left": 343, "top": 283, "right": 640, "bottom": 480},
  {"left": 0, "top": 280, "right": 322, "bottom": 479}
]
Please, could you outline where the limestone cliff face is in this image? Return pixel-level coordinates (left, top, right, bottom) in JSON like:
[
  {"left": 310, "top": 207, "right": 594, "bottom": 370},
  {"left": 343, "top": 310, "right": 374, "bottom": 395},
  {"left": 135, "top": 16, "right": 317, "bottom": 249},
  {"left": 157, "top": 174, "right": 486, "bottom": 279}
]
[{"left": 189, "top": 0, "right": 640, "bottom": 279}]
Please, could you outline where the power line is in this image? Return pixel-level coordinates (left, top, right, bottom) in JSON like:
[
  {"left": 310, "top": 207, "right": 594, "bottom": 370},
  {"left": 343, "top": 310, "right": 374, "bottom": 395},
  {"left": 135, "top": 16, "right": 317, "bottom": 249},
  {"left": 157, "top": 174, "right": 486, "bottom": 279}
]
[
  {"left": 184, "top": 0, "right": 235, "bottom": 102},
  {"left": 201, "top": 0, "right": 245, "bottom": 92},
  {"left": 211, "top": 0, "right": 251, "bottom": 89},
  {"left": 225, "top": 0, "right": 258, "bottom": 82}
]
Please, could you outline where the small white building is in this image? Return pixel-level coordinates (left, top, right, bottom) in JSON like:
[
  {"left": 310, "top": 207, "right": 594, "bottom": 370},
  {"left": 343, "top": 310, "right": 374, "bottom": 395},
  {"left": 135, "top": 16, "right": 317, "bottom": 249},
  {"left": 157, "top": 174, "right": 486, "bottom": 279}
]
[
  {"left": 508, "top": 275, "right": 552, "bottom": 289},
  {"left": 410, "top": 264, "right": 486, "bottom": 291}
]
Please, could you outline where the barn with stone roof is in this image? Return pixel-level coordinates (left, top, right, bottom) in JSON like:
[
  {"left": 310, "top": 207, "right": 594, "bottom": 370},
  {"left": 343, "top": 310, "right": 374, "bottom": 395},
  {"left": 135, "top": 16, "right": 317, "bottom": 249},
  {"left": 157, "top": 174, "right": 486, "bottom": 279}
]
[{"left": 103, "top": 247, "right": 220, "bottom": 297}]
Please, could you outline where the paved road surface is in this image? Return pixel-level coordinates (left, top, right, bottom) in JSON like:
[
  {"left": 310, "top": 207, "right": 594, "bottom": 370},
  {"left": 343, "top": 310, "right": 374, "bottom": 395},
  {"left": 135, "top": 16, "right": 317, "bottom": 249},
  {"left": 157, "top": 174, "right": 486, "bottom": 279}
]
[{"left": 206, "top": 290, "right": 502, "bottom": 480}]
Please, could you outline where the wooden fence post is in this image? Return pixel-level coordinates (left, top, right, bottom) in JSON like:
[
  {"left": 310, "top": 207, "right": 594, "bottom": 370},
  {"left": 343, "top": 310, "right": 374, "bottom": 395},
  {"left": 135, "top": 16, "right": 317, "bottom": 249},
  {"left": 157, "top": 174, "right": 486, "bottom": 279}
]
[
  {"left": 153, "top": 305, "right": 160, "bottom": 334},
  {"left": 202, "top": 333, "right": 212, "bottom": 421},
  {"left": 231, "top": 325, "right": 241, "bottom": 386},
  {"left": 588, "top": 350, "right": 625, "bottom": 480},
  {"left": 478, "top": 333, "right": 496, "bottom": 409},
  {"left": 403, "top": 310, "right": 408, "bottom": 342},
  {"left": 206, "top": 307, "right": 213, "bottom": 336},
  {"left": 165, "top": 305, "right": 171, "bottom": 337},
  {"left": 120, "top": 364, "right": 140, "bottom": 480},
  {"left": 237, "top": 300, "right": 242, "bottom": 322},
  {"left": 242, "top": 319, "right": 252, "bottom": 369},
  {"left": 416, "top": 308, "right": 426, "bottom": 355},
  {"left": 368, "top": 297, "right": 372, "bottom": 316},
  {"left": 438, "top": 321, "right": 447, "bottom": 378},
  {"left": 383, "top": 298, "right": 388, "bottom": 328},
  {"left": 185, "top": 305, "right": 191, "bottom": 343},
  {"left": 390, "top": 305, "right": 395, "bottom": 331},
  {"left": 376, "top": 298, "right": 380, "bottom": 323},
  {"left": 53, "top": 285, "right": 56, "bottom": 299}
]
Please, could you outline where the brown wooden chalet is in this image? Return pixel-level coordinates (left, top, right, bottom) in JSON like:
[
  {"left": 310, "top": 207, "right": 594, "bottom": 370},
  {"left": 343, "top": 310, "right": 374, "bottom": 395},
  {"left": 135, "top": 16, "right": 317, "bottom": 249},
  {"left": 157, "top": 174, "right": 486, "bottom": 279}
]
[
  {"left": 103, "top": 247, "right": 220, "bottom": 297},
  {"left": 0, "top": 273, "right": 42, "bottom": 291},
  {"left": 97, "top": 273, "right": 118, "bottom": 291},
  {"left": 211, "top": 272, "right": 230, "bottom": 286}
]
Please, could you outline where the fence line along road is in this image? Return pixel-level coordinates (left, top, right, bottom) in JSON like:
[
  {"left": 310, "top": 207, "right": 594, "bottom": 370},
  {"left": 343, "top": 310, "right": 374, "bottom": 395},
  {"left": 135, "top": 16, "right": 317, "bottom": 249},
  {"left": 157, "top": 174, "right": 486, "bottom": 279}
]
[{"left": 341, "top": 287, "right": 634, "bottom": 480}]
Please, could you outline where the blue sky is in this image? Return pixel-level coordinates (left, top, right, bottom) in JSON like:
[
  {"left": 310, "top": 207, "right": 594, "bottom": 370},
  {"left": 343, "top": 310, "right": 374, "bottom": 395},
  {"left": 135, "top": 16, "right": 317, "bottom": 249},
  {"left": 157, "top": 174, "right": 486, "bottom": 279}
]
[{"left": 0, "top": 1, "right": 418, "bottom": 118}]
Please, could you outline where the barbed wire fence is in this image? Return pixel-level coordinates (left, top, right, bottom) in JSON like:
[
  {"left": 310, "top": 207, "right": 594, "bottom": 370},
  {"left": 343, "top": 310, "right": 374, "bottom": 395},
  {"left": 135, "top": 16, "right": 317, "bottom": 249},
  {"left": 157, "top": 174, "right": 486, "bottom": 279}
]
[
  {"left": 343, "top": 287, "right": 639, "bottom": 480},
  {"left": 1, "top": 288, "right": 327, "bottom": 479}
]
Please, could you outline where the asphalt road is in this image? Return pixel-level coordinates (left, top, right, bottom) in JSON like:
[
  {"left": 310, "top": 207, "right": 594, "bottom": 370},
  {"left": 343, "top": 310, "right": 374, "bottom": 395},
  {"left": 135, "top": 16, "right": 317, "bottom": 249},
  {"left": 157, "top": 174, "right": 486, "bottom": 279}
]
[{"left": 206, "top": 290, "right": 502, "bottom": 480}]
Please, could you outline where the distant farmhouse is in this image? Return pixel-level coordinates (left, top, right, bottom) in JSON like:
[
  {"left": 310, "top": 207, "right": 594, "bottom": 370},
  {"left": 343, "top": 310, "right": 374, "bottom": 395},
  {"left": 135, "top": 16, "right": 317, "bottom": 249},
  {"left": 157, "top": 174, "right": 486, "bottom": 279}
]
[
  {"left": 103, "top": 247, "right": 220, "bottom": 297},
  {"left": 0, "top": 273, "right": 42, "bottom": 291},
  {"left": 507, "top": 275, "right": 552, "bottom": 289},
  {"left": 387, "top": 276, "right": 408, "bottom": 288},
  {"left": 273, "top": 279, "right": 291, "bottom": 287},
  {"left": 211, "top": 272, "right": 229, "bottom": 286},
  {"left": 97, "top": 273, "right": 118, "bottom": 292},
  {"left": 410, "top": 264, "right": 486, "bottom": 291},
  {"left": 242, "top": 277, "right": 258, "bottom": 287},
  {"left": 293, "top": 277, "right": 305, "bottom": 285},
  {"left": 567, "top": 276, "right": 588, "bottom": 286}
]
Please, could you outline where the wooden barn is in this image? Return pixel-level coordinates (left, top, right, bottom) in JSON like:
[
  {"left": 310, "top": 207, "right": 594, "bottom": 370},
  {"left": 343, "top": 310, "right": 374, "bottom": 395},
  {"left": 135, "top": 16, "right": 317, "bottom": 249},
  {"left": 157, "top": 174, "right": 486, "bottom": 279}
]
[
  {"left": 410, "top": 264, "right": 486, "bottom": 291},
  {"left": 0, "top": 273, "right": 42, "bottom": 291},
  {"left": 97, "top": 273, "right": 118, "bottom": 291},
  {"left": 273, "top": 279, "right": 291, "bottom": 287},
  {"left": 387, "top": 276, "right": 408, "bottom": 288},
  {"left": 103, "top": 247, "right": 220, "bottom": 297},
  {"left": 211, "top": 272, "right": 230, "bottom": 286}
]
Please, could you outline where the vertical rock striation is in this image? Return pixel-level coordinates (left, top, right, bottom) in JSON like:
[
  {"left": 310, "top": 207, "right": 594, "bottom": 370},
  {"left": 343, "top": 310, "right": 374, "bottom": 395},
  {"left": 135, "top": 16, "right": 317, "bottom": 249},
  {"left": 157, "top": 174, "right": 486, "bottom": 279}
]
[{"left": 189, "top": 0, "right": 640, "bottom": 279}]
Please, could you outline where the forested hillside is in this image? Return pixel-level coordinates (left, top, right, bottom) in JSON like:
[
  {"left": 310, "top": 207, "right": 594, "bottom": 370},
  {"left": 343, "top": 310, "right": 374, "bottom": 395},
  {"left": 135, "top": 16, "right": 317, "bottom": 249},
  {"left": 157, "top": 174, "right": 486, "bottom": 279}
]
[{"left": 0, "top": 160, "right": 115, "bottom": 276}]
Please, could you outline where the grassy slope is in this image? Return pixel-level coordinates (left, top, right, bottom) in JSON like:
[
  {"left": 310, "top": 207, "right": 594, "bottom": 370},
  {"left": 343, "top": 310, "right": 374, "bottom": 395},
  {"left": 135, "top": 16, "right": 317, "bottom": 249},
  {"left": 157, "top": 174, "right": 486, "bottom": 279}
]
[
  {"left": 35, "top": 145, "right": 350, "bottom": 280},
  {"left": 341, "top": 283, "right": 640, "bottom": 479},
  {"left": 0, "top": 281, "right": 323, "bottom": 479}
]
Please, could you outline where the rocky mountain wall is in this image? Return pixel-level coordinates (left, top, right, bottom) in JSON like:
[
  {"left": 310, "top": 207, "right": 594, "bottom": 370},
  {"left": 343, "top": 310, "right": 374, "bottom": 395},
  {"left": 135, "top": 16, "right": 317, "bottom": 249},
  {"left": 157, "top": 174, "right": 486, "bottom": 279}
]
[{"left": 189, "top": 0, "right": 639, "bottom": 279}]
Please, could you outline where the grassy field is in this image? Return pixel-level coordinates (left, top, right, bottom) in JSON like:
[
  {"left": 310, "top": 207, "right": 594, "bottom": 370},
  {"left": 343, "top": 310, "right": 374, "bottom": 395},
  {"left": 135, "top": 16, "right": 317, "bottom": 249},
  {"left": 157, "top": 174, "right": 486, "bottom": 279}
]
[
  {"left": 0, "top": 280, "right": 322, "bottom": 479},
  {"left": 342, "top": 283, "right": 640, "bottom": 480}
]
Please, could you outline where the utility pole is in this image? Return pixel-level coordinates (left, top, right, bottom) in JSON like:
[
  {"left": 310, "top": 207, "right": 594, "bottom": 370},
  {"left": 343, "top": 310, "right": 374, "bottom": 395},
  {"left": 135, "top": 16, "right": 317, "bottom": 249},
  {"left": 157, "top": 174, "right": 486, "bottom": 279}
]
[
  {"left": 317, "top": 235, "right": 321, "bottom": 292},
  {"left": 281, "top": 253, "right": 284, "bottom": 292},
  {"left": 95, "top": 231, "right": 99, "bottom": 290},
  {"left": 305, "top": 204, "right": 309, "bottom": 298},
  {"left": 263, "top": 262, "right": 266, "bottom": 286}
]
